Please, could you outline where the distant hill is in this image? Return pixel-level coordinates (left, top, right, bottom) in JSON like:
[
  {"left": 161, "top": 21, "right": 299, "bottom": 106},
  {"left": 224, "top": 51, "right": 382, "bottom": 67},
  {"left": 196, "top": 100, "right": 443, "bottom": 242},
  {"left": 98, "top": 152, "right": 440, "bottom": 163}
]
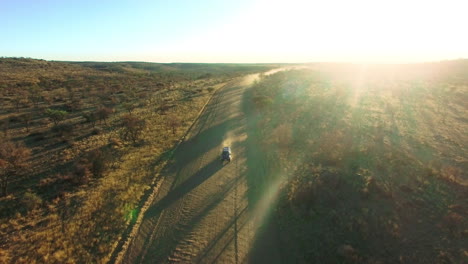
[
  {"left": 0, "top": 58, "right": 280, "bottom": 87},
  {"left": 71, "top": 61, "right": 281, "bottom": 75}
]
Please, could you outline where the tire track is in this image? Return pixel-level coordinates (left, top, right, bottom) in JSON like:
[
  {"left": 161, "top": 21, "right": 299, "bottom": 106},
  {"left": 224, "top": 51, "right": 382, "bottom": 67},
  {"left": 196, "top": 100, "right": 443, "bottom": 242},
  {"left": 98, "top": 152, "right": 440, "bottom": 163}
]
[
  {"left": 160, "top": 84, "right": 243, "bottom": 263},
  {"left": 163, "top": 84, "right": 227, "bottom": 263}
]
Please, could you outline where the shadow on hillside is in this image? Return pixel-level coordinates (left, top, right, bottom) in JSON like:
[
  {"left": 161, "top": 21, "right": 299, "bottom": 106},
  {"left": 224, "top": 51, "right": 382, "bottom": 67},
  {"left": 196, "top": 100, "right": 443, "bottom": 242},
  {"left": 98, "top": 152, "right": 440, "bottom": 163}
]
[{"left": 241, "top": 84, "right": 284, "bottom": 264}]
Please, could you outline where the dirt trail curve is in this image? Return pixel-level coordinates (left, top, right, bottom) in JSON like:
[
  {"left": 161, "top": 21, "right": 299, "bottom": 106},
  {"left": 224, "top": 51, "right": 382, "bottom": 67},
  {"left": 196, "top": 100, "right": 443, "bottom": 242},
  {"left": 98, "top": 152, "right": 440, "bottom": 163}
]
[{"left": 118, "top": 74, "right": 283, "bottom": 264}]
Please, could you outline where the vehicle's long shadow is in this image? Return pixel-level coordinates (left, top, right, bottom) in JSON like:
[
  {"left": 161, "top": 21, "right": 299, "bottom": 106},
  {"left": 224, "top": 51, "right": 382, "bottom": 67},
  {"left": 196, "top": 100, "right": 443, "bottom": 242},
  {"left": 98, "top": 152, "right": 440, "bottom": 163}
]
[
  {"left": 150, "top": 116, "right": 233, "bottom": 173},
  {"left": 166, "top": 86, "right": 245, "bottom": 167},
  {"left": 174, "top": 119, "right": 231, "bottom": 163},
  {"left": 145, "top": 158, "right": 223, "bottom": 217}
]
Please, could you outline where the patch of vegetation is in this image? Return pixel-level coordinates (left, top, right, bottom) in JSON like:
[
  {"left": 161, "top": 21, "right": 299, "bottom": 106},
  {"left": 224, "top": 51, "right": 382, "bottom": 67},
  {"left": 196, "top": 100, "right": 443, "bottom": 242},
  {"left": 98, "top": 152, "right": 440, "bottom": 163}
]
[
  {"left": 0, "top": 58, "right": 276, "bottom": 263},
  {"left": 249, "top": 63, "right": 468, "bottom": 263}
]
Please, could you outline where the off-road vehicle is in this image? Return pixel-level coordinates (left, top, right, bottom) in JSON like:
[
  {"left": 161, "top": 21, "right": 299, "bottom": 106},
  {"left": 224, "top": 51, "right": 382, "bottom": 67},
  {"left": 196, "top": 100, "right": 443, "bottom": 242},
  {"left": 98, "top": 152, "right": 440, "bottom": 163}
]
[{"left": 221, "top": 147, "right": 232, "bottom": 162}]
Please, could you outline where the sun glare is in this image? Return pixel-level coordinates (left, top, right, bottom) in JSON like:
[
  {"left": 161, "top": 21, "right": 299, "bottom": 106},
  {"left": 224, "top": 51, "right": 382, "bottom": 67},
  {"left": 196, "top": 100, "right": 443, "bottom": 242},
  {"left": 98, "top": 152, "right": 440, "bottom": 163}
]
[{"left": 172, "top": 0, "right": 467, "bottom": 63}]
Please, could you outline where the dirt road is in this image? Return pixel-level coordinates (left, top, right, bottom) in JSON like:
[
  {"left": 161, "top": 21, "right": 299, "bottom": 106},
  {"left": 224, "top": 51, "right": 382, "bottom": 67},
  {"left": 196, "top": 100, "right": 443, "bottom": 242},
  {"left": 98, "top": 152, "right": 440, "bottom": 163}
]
[{"left": 119, "top": 74, "right": 283, "bottom": 264}]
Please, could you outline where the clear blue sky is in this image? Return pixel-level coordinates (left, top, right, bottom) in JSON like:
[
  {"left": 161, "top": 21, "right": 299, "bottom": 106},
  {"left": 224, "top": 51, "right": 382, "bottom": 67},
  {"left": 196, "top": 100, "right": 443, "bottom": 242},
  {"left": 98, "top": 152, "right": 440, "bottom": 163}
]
[{"left": 1, "top": 0, "right": 467, "bottom": 63}]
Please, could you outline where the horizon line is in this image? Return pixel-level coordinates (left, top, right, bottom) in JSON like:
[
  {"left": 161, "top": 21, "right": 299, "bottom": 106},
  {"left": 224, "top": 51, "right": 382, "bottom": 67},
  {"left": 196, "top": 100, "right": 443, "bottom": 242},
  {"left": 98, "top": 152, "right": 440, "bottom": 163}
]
[{"left": 2, "top": 56, "right": 468, "bottom": 65}]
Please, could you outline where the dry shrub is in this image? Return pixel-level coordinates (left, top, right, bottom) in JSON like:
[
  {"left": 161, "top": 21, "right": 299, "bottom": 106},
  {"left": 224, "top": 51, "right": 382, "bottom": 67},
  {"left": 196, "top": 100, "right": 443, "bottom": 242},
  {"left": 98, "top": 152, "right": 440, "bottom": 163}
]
[
  {"left": 97, "top": 106, "right": 113, "bottom": 125},
  {"left": 436, "top": 250, "right": 456, "bottom": 264},
  {"left": 337, "top": 244, "right": 359, "bottom": 262},
  {"left": 442, "top": 212, "right": 464, "bottom": 235},
  {"left": 71, "top": 161, "right": 92, "bottom": 185},
  {"left": 361, "top": 174, "right": 390, "bottom": 199},
  {"left": 91, "top": 127, "right": 103, "bottom": 135},
  {"left": 167, "top": 113, "right": 181, "bottom": 135},
  {"left": 121, "top": 114, "right": 145, "bottom": 143},
  {"left": 0, "top": 141, "right": 31, "bottom": 196},
  {"left": 440, "top": 166, "right": 462, "bottom": 184},
  {"left": 83, "top": 111, "right": 97, "bottom": 127},
  {"left": 69, "top": 149, "right": 110, "bottom": 184},
  {"left": 87, "top": 149, "right": 110, "bottom": 178}
]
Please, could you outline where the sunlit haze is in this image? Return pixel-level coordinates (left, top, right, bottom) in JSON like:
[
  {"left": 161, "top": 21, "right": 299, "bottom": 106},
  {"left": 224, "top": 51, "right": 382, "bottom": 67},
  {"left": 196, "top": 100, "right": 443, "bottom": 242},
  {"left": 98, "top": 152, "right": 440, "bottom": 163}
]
[{"left": 2, "top": 0, "right": 467, "bottom": 63}]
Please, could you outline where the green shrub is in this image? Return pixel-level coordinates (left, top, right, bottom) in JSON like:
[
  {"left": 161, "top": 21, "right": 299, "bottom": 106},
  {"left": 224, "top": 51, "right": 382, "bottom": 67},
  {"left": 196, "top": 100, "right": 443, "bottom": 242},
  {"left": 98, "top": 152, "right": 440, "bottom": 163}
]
[
  {"left": 45, "top": 108, "right": 68, "bottom": 125},
  {"left": 22, "top": 191, "right": 43, "bottom": 211}
]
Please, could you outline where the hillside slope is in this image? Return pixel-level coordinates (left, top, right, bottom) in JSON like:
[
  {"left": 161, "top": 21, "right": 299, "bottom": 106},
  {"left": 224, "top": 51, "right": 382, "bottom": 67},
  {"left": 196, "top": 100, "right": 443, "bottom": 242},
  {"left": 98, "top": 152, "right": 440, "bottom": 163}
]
[{"left": 248, "top": 62, "right": 468, "bottom": 263}]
